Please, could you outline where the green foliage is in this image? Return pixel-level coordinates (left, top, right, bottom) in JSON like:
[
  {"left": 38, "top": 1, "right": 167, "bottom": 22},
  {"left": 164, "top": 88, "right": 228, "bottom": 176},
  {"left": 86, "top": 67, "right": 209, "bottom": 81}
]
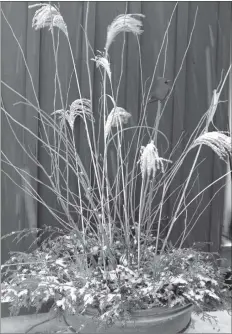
[{"left": 1, "top": 233, "right": 231, "bottom": 327}]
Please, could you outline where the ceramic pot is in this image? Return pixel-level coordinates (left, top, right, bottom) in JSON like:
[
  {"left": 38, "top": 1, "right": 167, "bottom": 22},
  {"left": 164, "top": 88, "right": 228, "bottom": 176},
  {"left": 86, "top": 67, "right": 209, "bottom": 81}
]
[{"left": 64, "top": 303, "right": 194, "bottom": 334}]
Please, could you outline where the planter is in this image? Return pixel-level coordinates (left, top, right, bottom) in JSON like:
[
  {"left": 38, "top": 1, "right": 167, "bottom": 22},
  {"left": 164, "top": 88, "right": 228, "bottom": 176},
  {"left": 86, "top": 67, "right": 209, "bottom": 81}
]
[
  {"left": 64, "top": 304, "right": 194, "bottom": 334},
  {"left": 1, "top": 299, "right": 54, "bottom": 318},
  {"left": 220, "top": 245, "right": 232, "bottom": 268},
  {"left": 2, "top": 309, "right": 232, "bottom": 334},
  {"left": 1, "top": 302, "right": 52, "bottom": 319}
]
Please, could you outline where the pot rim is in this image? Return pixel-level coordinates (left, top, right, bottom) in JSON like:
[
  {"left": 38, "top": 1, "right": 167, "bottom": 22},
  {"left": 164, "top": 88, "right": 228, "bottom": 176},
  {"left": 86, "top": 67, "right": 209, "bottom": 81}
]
[{"left": 85, "top": 303, "right": 194, "bottom": 318}]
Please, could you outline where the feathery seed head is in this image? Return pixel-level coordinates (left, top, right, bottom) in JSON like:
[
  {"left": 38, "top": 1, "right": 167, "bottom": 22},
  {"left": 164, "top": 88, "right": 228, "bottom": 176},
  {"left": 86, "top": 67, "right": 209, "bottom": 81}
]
[
  {"left": 29, "top": 3, "right": 68, "bottom": 37},
  {"left": 64, "top": 111, "right": 76, "bottom": 131},
  {"left": 105, "top": 14, "right": 144, "bottom": 53},
  {"left": 92, "top": 55, "right": 111, "bottom": 81},
  {"left": 51, "top": 109, "right": 74, "bottom": 130},
  {"left": 52, "top": 99, "right": 93, "bottom": 131},
  {"left": 140, "top": 140, "right": 172, "bottom": 179},
  {"left": 206, "top": 89, "right": 220, "bottom": 127},
  {"left": 70, "top": 99, "right": 93, "bottom": 121},
  {"left": 105, "top": 107, "right": 131, "bottom": 138},
  {"left": 192, "top": 132, "right": 231, "bottom": 162}
]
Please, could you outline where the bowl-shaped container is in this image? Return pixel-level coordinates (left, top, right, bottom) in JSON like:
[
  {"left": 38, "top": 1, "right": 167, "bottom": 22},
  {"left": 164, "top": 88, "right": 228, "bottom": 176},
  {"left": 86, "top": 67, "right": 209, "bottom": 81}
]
[{"left": 64, "top": 303, "right": 194, "bottom": 333}]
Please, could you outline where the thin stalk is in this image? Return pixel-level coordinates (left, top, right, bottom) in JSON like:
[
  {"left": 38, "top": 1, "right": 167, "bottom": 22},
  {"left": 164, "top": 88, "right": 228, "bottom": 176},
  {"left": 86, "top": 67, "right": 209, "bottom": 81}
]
[
  {"left": 137, "top": 175, "right": 150, "bottom": 269},
  {"left": 50, "top": 23, "right": 71, "bottom": 226},
  {"left": 100, "top": 53, "right": 110, "bottom": 266},
  {"left": 71, "top": 130, "right": 85, "bottom": 243},
  {"left": 161, "top": 64, "right": 231, "bottom": 253},
  {"left": 153, "top": 101, "right": 162, "bottom": 145},
  {"left": 66, "top": 37, "right": 102, "bottom": 198},
  {"left": 161, "top": 145, "right": 202, "bottom": 253},
  {"left": 155, "top": 182, "right": 166, "bottom": 255},
  {"left": 117, "top": 122, "right": 130, "bottom": 261},
  {"left": 137, "top": 177, "right": 145, "bottom": 270}
]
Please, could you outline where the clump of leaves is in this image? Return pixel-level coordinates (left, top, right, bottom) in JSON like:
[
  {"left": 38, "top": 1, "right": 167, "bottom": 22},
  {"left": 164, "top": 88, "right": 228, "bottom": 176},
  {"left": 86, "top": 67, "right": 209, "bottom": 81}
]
[
  {"left": 1, "top": 232, "right": 230, "bottom": 327},
  {"left": 148, "top": 247, "right": 231, "bottom": 313}
]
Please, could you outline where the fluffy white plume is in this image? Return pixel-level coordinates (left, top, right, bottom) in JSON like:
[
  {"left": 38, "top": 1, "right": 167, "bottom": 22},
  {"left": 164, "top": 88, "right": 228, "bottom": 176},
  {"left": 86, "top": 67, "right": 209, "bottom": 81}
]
[
  {"left": 70, "top": 99, "right": 93, "bottom": 121},
  {"left": 29, "top": 3, "right": 68, "bottom": 37},
  {"left": 92, "top": 55, "right": 111, "bottom": 81},
  {"left": 105, "top": 14, "right": 144, "bottom": 53},
  {"left": 192, "top": 132, "right": 231, "bottom": 162},
  {"left": 140, "top": 140, "right": 172, "bottom": 179},
  {"left": 52, "top": 99, "right": 93, "bottom": 131},
  {"left": 105, "top": 107, "right": 131, "bottom": 138}
]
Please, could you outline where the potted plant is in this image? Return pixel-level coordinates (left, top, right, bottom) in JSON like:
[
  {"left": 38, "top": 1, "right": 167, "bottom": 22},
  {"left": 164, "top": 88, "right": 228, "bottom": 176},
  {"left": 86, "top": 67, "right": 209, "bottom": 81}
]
[{"left": 1, "top": 3, "right": 231, "bottom": 333}]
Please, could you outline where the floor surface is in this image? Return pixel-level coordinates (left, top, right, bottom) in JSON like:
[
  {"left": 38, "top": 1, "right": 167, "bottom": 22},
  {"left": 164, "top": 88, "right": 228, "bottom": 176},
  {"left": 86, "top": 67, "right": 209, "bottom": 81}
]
[{"left": 1, "top": 310, "right": 231, "bottom": 333}]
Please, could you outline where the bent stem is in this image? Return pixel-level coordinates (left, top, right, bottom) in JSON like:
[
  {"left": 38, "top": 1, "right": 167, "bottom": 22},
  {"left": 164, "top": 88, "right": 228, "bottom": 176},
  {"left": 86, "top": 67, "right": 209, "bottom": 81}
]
[
  {"left": 161, "top": 65, "right": 231, "bottom": 253},
  {"left": 137, "top": 175, "right": 150, "bottom": 269},
  {"left": 155, "top": 182, "right": 166, "bottom": 255},
  {"left": 153, "top": 101, "right": 162, "bottom": 145},
  {"left": 161, "top": 145, "right": 202, "bottom": 254}
]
